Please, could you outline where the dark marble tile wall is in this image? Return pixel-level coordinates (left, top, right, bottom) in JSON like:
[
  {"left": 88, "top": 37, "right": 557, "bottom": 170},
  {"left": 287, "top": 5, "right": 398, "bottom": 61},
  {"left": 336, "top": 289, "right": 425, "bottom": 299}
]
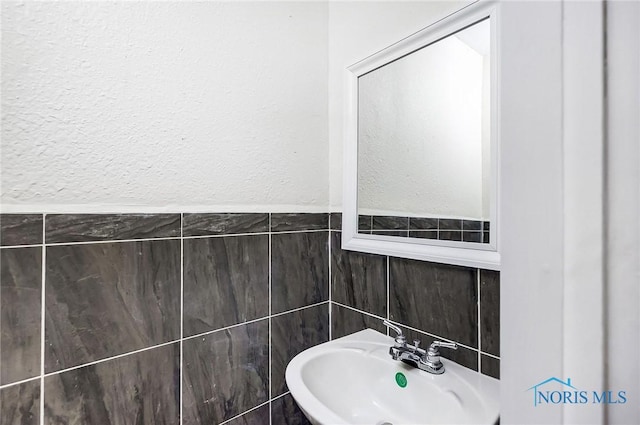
[
  {"left": 271, "top": 394, "right": 311, "bottom": 425},
  {"left": 1, "top": 211, "right": 498, "bottom": 424},
  {"left": 183, "top": 235, "right": 269, "bottom": 335},
  {"left": 1, "top": 247, "right": 42, "bottom": 384},
  {"left": 183, "top": 213, "right": 268, "bottom": 236},
  {"left": 0, "top": 380, "right": 40, "bottom": 425},
  {"left": 183, "top": 320, "right": 269, "bottom": 424},
  {"left": 45, "top": 240, "right": 181, "bottom": 372},
  {"left": 358, "top": 214, "right": 491, "bottom": 244},
  {"left": 44, "top": 343, "right": 180, "bottom": 424},
  {"left": 45, "top": 213, "right": 181, "bottom": 243},
  {"left": 1, "top": 214, "right": 42, "bottom": 246},
  {"left": 330, "top": 212, "right": 500, "bottom": 379},
  {"left": 271, "top": 304, "right": 329, "bottom": 397},
  {"left": 271, "top": 232, "right": 328, "bottom": 313},
  {"left": 0, "top": 212, "right": 330, "bottom": 425}
]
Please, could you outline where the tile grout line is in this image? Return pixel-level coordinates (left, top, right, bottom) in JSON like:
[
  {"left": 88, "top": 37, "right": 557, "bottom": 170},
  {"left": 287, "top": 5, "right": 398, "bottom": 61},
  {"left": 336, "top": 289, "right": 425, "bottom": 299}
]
[
  {"left": 477, "top": 269, "right": 482, "bottom": 373},
  {"left": 42, "top": 339, "right": 181, "bottom": 379},
  {"left": 217, "top": 390, "right": 292, "bottom": 425},
  {"left": 270, "top": 301, "right": 329, "bottom": 319},
  {"left": 332, "top": 301, "right": 482, "bottom": 353},
  {"left": 328, "top": 215, "right": 332, "bottom": 341},
  {"left": 44, "top": 236, "right": 181, "bottom": 247},
  {"left": 482, "top": 351, "right": 501, "bottom": 360},
  {"left": 0, "top": 243, "right": 45, "bottom": 249},
  {"left": 31, "top": 297, "right": 492, "bottom": 387},
  {"left": 333, "top": 301, "right": 387, "bottom": 323},
  {"left": 268, "top": 213, "right": 272, "bottom": 425},
  {"left": 0, "top": 376, "right": 42, "bottom": 390},
  {"left": 180, "top": 213, "right": 184, "bottom": 425},
  {"left": 184, "top": 317, "right": 270, "bottom": 343},
  {"left": 40, "top": 213, "right": 45, "bottom": 425},
  {"left": 13, "top": 228, "right": 330, "bottom": 250},
  {"left": 219, "top": 399, "right": 271, "bottom": 425},
  {"left": 184, "top": 229, "right": 329, "bottom": 239},
  {"left": 386, "top": 256, "right": 390, "bottom": 336}
]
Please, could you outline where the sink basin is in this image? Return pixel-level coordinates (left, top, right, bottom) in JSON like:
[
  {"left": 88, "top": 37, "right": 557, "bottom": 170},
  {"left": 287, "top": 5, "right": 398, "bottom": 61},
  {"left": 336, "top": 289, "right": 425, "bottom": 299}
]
[{"left": 285, "top": 329, "right": 499, "bottom": 425}]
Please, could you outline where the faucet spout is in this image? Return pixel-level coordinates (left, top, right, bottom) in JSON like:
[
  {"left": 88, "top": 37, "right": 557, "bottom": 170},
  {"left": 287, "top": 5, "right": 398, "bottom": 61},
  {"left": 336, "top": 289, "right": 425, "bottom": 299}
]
[{"left": 381, "top": 319, "right": 457, "bottom": 374}]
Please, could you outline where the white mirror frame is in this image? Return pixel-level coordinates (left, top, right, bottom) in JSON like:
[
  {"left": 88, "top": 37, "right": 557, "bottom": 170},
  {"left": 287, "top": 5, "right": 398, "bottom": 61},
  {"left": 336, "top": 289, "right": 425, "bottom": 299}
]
[{"left": 342, "top": 1, "right": 500, "bottom": 270}]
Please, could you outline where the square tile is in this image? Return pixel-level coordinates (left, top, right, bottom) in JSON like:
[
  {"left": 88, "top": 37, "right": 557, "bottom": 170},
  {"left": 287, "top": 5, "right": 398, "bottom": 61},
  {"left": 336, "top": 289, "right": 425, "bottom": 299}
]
[
  {"left": 480, "top": 270, "right": 500, "bottom": 356},
  {"left": 270, "top": 213, "right": 328, "bottom": 232},
  {"left": 183, "top": 213, "right": 268, "bottom": 236},
  {"left": 389, "top": 258, "right": 478, "bottom": 348},
  {"left": 481, "top": 354, "right": 500, "bottom": 379},
  {"left": 45, "top": 240, "right": 180, "bottom": 372},
  {"left": 462, "top": 231, "right": 483, "bottom": 243},
  {"left": 45, "top": 214, "right": 180, "bottom": 243},
  {"left": 183, "top": 320, "right": 269, "bottom": 425},
  {"left": 0, "top": 214, "right": 42, "bottom": 246},
  {"left": 372, "top": 215, "right": 407, "bottom": 230},
  {"left": 1, "top": 247, "right": 41, "bottom": 384},
  {"left": 271, "top": 304, "right": 329, "bottom": 397},
  {"left": 462, "top": 220, "right": 483, "bottom": 231},
  {"left": 409, "top": 217, "right": 438, "bottom": 230},
  {"left": 44, "top": 343, "right": 179, "bottom": 425},
  {"left": 438, "top": 219, "right": 462, "bottom": 230},
  {"left": 330, "top": 232, "right": 386, "bottom": 317},
  {"left": 438, "top": 230, "right": 462, "bottom": 241},
  {"left": 329, "top": 213, "right": 342, "bottom": 230},
  {"left": 331, "top": 304, "right": 386, "bottom": 340},
  {"left": 357, "top": 215, "right": 372, "bottom": 233},
  {"left": 271, "top": 232, "right": 328, "bottom": 313},
  {"left": 184, "top": 235, "right": 269, "bottom": 336},
  {"left": 0, "top": 380, "right": 40, "bottom": 425}
]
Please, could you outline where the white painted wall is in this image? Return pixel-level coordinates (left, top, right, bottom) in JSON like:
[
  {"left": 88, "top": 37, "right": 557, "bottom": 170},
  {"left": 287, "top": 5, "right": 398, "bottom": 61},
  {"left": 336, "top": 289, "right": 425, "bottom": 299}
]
[
  {"left": 606, "top": 1, "right": 640, "bottom": 422},
  {"left": 357, "top": 33, "right": 486, "bottom": 219},
  {"left": 500, "top": 1, "right": 565, "bottom": 421},
  {"left": 501, "top": 1, "right": 639, "bottom": 422},
  {"left": 1, "top": 1, "right": 328, "bottom": 212},
  {"left": 328, "top": 0, "right": 473, "bottom": 210}
]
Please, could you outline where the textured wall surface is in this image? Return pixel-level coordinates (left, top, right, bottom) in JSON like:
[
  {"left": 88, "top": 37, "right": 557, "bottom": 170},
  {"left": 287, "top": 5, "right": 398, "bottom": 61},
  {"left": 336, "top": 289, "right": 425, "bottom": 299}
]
[{"left": 1, "top": 1, "right": 328, "bottom": 210}]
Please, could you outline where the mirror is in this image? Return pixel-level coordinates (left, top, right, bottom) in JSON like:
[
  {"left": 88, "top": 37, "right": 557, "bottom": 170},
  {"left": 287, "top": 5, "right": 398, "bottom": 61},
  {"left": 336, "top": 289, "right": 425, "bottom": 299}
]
[
  {"left": 343, "top": 2, "right": 499, "bottom": 270},
  {"left": 358, "top": 19, "right": 491, "bottom": 244}
]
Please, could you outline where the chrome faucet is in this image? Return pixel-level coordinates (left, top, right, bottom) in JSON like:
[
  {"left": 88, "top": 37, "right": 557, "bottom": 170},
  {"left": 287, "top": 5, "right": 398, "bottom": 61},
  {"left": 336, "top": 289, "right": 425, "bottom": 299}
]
[{"left": 382, "top": 320, "right": 458, "bottom": 375}]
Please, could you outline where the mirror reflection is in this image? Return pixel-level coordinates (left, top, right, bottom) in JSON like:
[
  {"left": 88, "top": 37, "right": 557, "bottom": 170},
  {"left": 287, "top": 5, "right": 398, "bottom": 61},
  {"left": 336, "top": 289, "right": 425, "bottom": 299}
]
[{"left": 357, "top": 18, "right": 491, "bottom": 244}]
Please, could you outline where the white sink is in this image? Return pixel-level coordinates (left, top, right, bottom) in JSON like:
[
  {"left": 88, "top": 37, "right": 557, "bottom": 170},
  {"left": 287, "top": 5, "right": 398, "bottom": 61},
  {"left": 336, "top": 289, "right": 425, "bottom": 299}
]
[{"left": 285, "top": 329, "right": 499, "bottom": 425}]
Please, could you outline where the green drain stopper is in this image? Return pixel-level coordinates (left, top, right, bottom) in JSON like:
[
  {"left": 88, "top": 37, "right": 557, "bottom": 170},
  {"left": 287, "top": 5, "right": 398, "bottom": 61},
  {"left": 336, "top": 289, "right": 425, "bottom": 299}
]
[{"left": 395, "top": 372, "right": 407, "bottom": 388}]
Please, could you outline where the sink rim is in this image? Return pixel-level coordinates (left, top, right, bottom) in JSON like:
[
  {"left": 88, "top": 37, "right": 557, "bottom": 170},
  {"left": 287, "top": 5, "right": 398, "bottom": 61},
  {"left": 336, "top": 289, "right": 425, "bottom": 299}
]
[{"left": 285, "top": 328, "right": 500, "bottom": 425}]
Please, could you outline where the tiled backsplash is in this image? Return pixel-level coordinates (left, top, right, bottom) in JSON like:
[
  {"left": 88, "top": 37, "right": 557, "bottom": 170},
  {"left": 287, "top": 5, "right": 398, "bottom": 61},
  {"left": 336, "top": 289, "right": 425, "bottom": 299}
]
[
  {"left": 1, "top": 213, "right": 325, "bottom": 425},
  {"left": 358, "top": 214, "right": 491, "bottom": 243},
  {"left": 335, "top": 213, "right": 500, "bottom": 377},
  {"left": 0, "top": 212, "right": 499, "bottom": 425}
]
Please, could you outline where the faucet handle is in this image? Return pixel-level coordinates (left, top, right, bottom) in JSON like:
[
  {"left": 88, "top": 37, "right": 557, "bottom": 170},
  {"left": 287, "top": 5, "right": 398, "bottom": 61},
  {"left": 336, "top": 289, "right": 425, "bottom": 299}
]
[
  {"left": 429, "top": 341, "right": 458, "bottom": 351},
  {"left": 382, "top": 320, "right": 406, "bottom": 346}
]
